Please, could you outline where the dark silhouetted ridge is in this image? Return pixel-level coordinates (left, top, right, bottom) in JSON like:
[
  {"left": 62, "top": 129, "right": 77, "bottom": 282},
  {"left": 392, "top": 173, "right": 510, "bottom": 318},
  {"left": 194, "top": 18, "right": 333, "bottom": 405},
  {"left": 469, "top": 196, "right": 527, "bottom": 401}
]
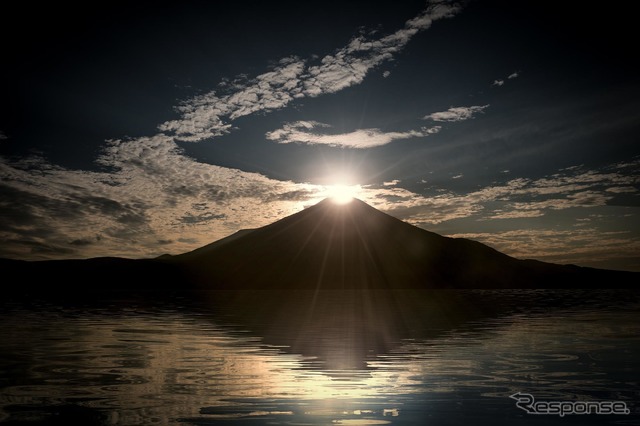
[
  {"left": 2, "top": 198, "right": 638, "bottom": 295},
  {"left": 171, "top": 198, "right": 638, "bottom": 289}
]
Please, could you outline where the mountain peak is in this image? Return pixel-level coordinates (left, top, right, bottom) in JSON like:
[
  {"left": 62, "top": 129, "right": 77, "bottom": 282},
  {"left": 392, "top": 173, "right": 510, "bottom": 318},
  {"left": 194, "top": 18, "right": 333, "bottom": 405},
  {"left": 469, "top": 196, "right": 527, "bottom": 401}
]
[
  {"left": 315, "top": 196, "right": 365, "bottom": 207},
  {"left": 177, "top": 197, "right": 497, "bottom": 289},
  {"left": 174, "top": 197, "right": 638, "bottom": 289},
  {"left": 313, "top": 197, "right": 382, "bottom": 213}
]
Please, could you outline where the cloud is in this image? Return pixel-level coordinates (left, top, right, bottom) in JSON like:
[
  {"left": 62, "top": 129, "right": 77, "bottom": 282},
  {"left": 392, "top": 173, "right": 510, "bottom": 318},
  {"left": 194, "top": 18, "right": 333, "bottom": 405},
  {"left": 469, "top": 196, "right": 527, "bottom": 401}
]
[
  {"left": 159, "top": 1, "right": 463, "bottom": 142},
  {"left": 447, "top": 228, "right": 640, "bottom": 270},
  {"left": 423, "top": 105, "right": 489, "bottom": 122},
  {"left": 0, "top": 135, "right": 329, "bottom": 260},
  {"left": 492, "top": 71, "right": 519, "bottom": 87},
  {"left": 382, "top": 70, "right": 391, "bottom": 78},
  {"left": 301, "top": 1, "right": 461, "bottom": 97},
  {"left": 375, "top": 163, "right": 639, "bottom": 225},
  {"left": 159, "top": 58, "right": 306, "bottom": 142},
  {"left": 606, "top": 186, "right": 637, "bottom": 193},
  {"left": 266, "top": 121, "right": 440, "bottom": 148},
  {"left": 488, "top": 210, "right": 544, "bottom": 219},
  {"left": 0, "top": 131, "right": 7, "bottom": 140},
  {"left": 494, "top": 191, "right": 612, "bottom": 215},
  {"left": 614, "top": 158, "right": 640, "bottom": 169},
  {"left": 69, "top": 238, "right": 94, "bottom": 246},
  {"left": 180, "top": 212, "right": 227, "bottom": 224}
]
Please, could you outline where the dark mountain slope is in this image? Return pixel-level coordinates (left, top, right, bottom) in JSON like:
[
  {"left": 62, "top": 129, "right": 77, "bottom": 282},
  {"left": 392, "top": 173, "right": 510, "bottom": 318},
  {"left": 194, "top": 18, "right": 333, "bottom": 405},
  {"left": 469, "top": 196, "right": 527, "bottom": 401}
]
[
  {"left": 173, "top": 198, "right": 637, "bottom": 289},
  {"left": 3, "top": 198, "right": 637, "bottom": 294}
]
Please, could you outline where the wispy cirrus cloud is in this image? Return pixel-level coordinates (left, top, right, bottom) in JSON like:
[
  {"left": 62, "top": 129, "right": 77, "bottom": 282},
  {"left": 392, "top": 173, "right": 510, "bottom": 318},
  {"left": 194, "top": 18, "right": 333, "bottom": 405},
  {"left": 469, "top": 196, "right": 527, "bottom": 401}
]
[
  {"left": 492, "top": 71, "right": 519, "bottom": 87},
  {"left": 268, "top": 103, "right": 490, "bottom": 149},
  {"left": 423, "top": 105, "right": 489, "bottom": 122},
  {"left": 159, "top": 58, "right": 306, "bottom": 141},
  {"left": 606, "top": 186, "right": 637, "bottom": 193},
  {"left": 159, "top": 0, "right": 463, "bottom": 142},
  {"left": 300, "top": 1, "right": 460, "bottom": 96},
  {"left": 377, "top": 162, "right": 639, "bottom": 225},
  {"left": 265, "top": 120, "right": 441, "bottom": 148}
]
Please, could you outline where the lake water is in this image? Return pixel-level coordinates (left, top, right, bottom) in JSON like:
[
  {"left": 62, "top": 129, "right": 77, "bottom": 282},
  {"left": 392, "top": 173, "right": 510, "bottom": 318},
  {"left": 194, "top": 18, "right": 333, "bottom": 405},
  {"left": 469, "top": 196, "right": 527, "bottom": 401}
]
[{"left": 0, "top": 290, "right": 638, "bottom": 425}]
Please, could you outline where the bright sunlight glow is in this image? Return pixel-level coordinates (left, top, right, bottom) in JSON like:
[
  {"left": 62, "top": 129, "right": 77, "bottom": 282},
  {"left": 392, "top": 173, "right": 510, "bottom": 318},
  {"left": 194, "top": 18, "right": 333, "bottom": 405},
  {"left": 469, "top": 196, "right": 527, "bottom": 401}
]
[
  {"left": 319, "top": 172, "right": 363, "bottom": 204},
  {"left": 325, "top": 184, "right": 360, "bottom": 204}
]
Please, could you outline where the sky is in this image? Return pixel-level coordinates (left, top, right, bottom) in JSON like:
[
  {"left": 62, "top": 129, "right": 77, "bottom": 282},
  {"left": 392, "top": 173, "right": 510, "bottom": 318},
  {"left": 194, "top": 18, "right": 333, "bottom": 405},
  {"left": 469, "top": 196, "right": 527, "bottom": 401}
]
[{"left": 1, "top": 0, "right": 639, "bottom": 271}]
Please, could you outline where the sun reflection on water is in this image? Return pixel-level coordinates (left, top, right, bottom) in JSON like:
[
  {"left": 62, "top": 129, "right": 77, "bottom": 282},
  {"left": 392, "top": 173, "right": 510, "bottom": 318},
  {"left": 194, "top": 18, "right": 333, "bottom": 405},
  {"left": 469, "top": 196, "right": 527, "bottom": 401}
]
[{"left": 0, "top": 291, "right": 638, "bottom": 425}]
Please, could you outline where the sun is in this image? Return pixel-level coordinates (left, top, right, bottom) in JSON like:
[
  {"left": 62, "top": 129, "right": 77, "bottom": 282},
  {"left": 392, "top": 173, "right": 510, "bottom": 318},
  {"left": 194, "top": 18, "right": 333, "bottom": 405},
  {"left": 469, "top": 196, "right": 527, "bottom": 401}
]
[
  {"left": 319, "top": 172, "right": 363, "bottom": 204},
  {"left": 327, "top": 184, "right": 358, "bottom": 204}
]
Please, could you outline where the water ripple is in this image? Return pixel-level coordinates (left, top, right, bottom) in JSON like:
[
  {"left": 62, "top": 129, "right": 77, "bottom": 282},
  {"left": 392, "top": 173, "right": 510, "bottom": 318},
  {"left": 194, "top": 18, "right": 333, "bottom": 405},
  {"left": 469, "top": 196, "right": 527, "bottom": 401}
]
[{"left": 0, "top": 290, "right": 638, "bottom": 425}]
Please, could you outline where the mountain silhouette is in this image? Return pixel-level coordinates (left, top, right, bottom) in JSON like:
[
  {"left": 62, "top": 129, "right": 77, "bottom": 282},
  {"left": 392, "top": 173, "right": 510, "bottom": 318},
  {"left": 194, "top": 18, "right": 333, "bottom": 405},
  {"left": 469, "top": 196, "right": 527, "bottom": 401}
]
[
  {"left": 2, "top": 198, "right": 637, "bottom": 295},
  {"left": 172, "top": 198, "right": 637, "bottom": 290}
]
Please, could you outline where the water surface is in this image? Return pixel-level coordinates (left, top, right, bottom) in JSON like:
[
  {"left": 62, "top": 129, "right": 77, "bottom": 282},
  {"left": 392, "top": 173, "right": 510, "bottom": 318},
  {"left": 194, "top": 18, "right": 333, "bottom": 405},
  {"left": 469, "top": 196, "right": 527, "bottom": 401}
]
[{"left": 0, "top": 290, "right": 638, "bottom": 425}]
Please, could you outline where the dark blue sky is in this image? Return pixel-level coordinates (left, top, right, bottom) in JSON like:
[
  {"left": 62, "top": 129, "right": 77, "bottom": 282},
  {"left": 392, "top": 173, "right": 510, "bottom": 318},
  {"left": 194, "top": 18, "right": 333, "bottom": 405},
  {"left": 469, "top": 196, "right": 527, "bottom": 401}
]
[{"left": 1, "top": 0, "right": 639, "bottom": 270}]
